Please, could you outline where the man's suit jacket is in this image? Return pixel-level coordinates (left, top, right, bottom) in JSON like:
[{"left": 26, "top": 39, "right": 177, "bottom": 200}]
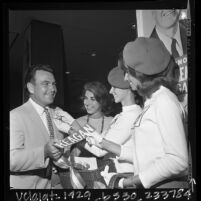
[
  {"left": 10, "top": 100, "right": 64, "bottom": 189},
  {"left": 150, "top": 22, "right": 187, "bottom": 57}
]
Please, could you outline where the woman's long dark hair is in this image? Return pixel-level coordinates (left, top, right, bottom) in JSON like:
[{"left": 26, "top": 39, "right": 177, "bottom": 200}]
[{"left": 81, "top": 81, "right": 113, "bottom": 116}]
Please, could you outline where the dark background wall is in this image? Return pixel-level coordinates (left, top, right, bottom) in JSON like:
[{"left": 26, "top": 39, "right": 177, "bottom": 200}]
[
  {"left": 31, "top": 20, "right": 65, "bottom": 108},
  {"left": 9, "top": 32, "right": 24, "bottom": 109},
  {"left": 9, "top": 10, "right": 137, "bottom": 117}
]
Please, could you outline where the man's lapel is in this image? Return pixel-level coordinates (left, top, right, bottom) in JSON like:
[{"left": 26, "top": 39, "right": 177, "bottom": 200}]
[{"left": 25, "top": 101, "right": 49, "bottom": 141}]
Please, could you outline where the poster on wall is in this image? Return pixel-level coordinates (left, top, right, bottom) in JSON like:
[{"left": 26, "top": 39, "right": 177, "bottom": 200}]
[{"left": 136, "top": 8, "right": 189, "bottom": 116}]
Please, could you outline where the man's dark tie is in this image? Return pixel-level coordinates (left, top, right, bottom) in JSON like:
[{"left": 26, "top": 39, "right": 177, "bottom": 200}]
[
  {"left": 171, "top": 38, "right": 180, "bottom": 58},
  {"left": 44, "top": 108, "right": 55, "bottom": 179}
]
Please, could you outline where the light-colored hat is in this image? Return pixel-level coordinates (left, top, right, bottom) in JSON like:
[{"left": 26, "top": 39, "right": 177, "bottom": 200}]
[
  {"left": 123, "top": 37, "right": 171, "bottom": 75},
  {"left": 108, "top": 66, "right": 130, "bottom": 89}
]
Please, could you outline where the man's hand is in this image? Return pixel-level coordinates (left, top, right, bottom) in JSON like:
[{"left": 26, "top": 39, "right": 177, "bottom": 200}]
[
  {"left": 100, "top": 165, "right": 116, "bottom": 186},
  {"left": 44, "top": 139, "right": 63, "bottom": 161}
]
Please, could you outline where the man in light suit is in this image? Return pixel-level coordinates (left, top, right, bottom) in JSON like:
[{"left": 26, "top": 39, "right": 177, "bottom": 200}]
[{"left": 10, "top": 64, "right": 74, "bottom": 189}]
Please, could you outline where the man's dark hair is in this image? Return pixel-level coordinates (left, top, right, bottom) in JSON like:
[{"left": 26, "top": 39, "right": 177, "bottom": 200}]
[{"left": 24, "top": 64, "right": 54, "bottom": 95}]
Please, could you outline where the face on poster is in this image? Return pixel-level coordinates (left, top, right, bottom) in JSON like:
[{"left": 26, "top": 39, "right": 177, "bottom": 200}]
[{"left": 136, "top": 9, "right": 189, "bottom": 113}]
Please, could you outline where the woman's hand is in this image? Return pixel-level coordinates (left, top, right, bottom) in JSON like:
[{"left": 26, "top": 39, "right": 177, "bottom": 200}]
[
  {"left": 53, "top": 108, "right": 75, "bottom": 133},
  {"left": 86, "top": 132, "right": 103, "bottom": 148},
  {"left": 53, "top": 118, "right": 71, "bottom": 133},
  {"left": 54, "top": 107, "right": 75, "bottom": 124}
]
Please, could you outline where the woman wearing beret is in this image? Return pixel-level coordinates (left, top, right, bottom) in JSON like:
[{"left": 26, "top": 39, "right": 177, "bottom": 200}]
[
  {"left": 88, "top": 37, "right": 189, "bottom": 189},
  {"left": 81, "top": 66, "right": 142, "bottom": 175}
]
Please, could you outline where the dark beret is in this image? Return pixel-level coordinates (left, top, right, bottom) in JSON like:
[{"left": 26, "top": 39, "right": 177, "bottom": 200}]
[
  {"left": 123, "top": 37, "right": 171, "bottom": 75},
  {"left": 108, "top": 66, "right": 130, "bottom": 89}
]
